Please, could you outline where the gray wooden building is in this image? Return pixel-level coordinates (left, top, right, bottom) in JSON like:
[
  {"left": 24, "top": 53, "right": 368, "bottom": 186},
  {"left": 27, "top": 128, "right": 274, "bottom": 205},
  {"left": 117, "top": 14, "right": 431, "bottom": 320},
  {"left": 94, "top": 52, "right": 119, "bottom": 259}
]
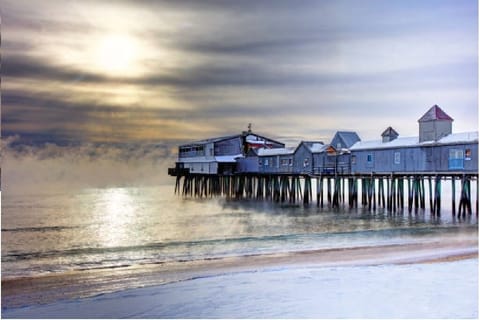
[
  {"left": 292, "top": 141, "right": 326, "bottom": 174},
  {"left": 350, "top": 106, "right": 478, "bottom": 173},
  {"left": 256, "top": 147, "right": 296, "bottom": 174},
  {"left": 330, "top": 131, "right": 361, "bottom": 150},
  {"left": 293, "top": 133, "right": 358, "bottom": 175},
  {"left": 176, "top": 130, "right": 284, "bottom": 175}
]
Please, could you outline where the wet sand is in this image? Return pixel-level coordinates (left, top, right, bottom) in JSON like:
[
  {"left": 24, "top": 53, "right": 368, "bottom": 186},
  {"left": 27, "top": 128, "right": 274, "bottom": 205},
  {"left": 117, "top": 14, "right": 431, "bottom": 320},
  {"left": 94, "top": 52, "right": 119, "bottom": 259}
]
[{"left": 2, "top": 236, "right": 477, "bottom": 310}]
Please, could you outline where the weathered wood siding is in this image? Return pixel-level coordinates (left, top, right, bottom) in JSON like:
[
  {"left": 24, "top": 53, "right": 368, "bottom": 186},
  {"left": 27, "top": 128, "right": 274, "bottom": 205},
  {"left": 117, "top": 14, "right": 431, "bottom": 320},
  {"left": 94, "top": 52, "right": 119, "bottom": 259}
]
[
  {"left": 236, "top": 157, "right": 259, "bottom": 173},
  {"left": 293, "top": 144, "right": 312, "bottom": 174},
  {"left": 182, "top": 161, "right": 218, "bottom": 174},
  {"left": 351, "top": 142, "right": 478, "bottom": 173},
  {"left": 259, "top": 154, "right": 294, "bottom": 173},
  {"left": 214, "top": 137, "right": 242, "bottom": 156},
  {"left": 419, "top": 120, "right": 452, "bottom": 142}
]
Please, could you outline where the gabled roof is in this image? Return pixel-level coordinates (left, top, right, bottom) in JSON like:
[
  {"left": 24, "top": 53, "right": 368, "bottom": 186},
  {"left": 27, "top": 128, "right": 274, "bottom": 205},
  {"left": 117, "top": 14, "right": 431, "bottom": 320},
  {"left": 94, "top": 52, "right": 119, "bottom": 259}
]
[
  {"left": 418, "top": 105, "right": 453, "bottom": 122},
  {"left": 381, "top": 126, "right": 399, "bottom": 137},
  {"left": 244, "top": 133, "right": 285, "bottom": 147},
  {"left": 179, "top": 131, "right": 284, "bottom": 148},
  {"left": 296, "top": 141, "right": 326, "bottom": 153},
  {"left": 180, "top": 134, "right": 240, "bottom": 147},
  {"left": 332, "top": 131, "right": 361, "bottom": 148}
]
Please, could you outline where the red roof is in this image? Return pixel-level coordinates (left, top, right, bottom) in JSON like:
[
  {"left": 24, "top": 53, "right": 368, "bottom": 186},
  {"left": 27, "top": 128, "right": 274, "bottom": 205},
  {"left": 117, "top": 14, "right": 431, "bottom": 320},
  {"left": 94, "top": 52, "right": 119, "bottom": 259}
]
[{"left": 418, "top": 105, "right": 453, "bottom": 122}]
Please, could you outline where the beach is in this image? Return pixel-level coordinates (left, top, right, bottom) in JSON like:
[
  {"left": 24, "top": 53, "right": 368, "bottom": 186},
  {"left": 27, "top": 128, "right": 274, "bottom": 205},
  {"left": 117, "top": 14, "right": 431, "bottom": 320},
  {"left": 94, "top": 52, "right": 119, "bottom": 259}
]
[
  {"left": 2, "top": 186, "right": 478, "bottom": 318},
  {"left": 3, "top": 235, "right": 478, "bottom": 318}
]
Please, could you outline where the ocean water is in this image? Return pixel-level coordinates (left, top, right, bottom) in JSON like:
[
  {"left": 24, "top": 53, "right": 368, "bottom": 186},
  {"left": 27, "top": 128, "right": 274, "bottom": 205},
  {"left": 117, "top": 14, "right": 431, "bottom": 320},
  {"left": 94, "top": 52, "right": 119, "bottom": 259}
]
[{"left": 1, "top": 184, "right": 478, "bottom": 280}]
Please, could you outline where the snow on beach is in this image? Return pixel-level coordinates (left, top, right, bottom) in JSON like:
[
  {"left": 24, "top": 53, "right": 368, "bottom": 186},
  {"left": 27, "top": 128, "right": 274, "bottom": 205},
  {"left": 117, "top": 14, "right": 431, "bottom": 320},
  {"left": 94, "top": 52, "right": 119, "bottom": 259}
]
[{"left": 3, "top": 258, "right": 478, "bottom": 319}]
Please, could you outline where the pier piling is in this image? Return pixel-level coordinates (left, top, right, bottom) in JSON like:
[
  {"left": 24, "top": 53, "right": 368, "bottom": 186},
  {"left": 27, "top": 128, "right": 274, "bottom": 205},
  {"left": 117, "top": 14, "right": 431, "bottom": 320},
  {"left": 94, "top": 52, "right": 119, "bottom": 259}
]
[{"left": 173, "top": 173, "right": 477, "bottom": 217}]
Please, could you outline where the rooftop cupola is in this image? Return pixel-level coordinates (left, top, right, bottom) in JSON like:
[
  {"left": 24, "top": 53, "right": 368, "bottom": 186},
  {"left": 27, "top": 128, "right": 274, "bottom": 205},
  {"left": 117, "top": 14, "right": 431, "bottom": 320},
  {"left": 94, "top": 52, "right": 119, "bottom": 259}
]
[
  {"left": 418, "top": 105, "right": 453, "bottom": 142},
  {"left": 381, "top": 126, "right": 399, "bottom": 142}
]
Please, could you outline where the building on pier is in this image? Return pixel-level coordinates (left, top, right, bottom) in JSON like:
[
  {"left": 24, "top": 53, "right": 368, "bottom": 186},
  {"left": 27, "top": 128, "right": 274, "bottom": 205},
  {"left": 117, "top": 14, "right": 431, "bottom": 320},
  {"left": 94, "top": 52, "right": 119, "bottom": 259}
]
[
  {"left": 293, "top": 141, "right": 326, "bottom": 174},
  {"left": 350, "top": 105, "right": 478, "bottom": 173},
  {"left": 330, "top": 131, "right": 361, "bottom": 150},
  {"left": 169, "top": 105, "right": 477, "bottom": 177},
  {"left": 173, "top": 130, "right": 284, "bottom": 175},
  {"left": 257, "top": 147, "right": 296, "bottom": 173}
]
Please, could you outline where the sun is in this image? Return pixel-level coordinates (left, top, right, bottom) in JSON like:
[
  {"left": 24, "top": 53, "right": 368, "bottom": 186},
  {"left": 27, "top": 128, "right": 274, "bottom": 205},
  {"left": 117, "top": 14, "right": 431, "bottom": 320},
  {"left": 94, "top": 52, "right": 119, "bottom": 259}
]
[{"left": 94, "top": 34, "right": 137, "bottom": 75}]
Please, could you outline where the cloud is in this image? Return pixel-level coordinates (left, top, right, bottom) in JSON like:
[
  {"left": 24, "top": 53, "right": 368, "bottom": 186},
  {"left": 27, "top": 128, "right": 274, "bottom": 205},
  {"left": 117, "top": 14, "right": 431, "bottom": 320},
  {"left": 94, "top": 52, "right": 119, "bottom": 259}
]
[{"left": 1, "top": 0, "right": 477, "bottom": 146}]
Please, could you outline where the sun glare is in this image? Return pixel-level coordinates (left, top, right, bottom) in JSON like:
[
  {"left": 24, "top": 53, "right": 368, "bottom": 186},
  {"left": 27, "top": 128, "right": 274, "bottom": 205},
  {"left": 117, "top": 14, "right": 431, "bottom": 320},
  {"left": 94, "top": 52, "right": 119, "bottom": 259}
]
[{"left": 95, "top": 34, "right": 137, "bottom": 75}]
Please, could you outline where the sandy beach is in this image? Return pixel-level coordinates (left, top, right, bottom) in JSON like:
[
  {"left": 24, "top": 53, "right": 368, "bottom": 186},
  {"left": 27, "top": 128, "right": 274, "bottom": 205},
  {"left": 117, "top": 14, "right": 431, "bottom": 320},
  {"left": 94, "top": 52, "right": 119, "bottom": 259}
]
[{"left": 2, "top": 235, "right": 478, "bottom": 317}]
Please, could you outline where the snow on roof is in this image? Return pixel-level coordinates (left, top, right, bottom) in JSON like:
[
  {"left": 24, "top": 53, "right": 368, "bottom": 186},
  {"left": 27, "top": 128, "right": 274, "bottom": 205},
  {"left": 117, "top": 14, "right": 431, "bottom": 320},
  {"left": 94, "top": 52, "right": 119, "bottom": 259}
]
[
  {"left": 246, "top": 139, "right": 269, "bottom": 144},
  {"left": 257, "top": 147, "right": 295, "bottom": 156},
  {"left": 350, "top": 136, "right": 418, "bottom": 150},
  {"left": 299, "top": 141, "right": 326, "bottom": 153},
  {"left": 437, "top": 131, "right": 478, "bottom": 144},
  {"left": 215, "top": 154, "right": 244, "bottom": 162},
  {"left": 308, "top": 143, "right": 327, "bottom": 153},
  {"left": 350, "top": 131, "right": 478, "bottom": 151},
  {"left": 418, "top": 105, "right": 453, "bottom": 122}
]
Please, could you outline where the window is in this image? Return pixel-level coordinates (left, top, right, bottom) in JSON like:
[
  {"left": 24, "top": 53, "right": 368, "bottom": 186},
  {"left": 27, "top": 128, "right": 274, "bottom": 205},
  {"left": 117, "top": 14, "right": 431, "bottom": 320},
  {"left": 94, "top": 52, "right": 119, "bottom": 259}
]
[
  {"left": 465, "top": 149, "right": 471, "bottom": 160},
  {"left": 351, "top": 155, "right": 356, "bottom": 164},
  {"left": 259, "top": 159, "right": 263, "bottom": 166},
  {"left": 449, "top": 149, "right": 464, "bottom": 170},
  {"left": 265, "top": 159, "right": 269, "bottom": 166},
  {"left": 304, "top": 158, "right": 309, "bottom": 167},
  {"left": 394, "top": 152, "right": 401, "bottom": 164},
  {"left": 281, "top": 159, "right": 289, "bottom": 166},
  {"left": 289, "top": 159, "right": 293, "bottom": 166},
  {"left": 366, "top": 154, "right": 374, "bottom": 167}
]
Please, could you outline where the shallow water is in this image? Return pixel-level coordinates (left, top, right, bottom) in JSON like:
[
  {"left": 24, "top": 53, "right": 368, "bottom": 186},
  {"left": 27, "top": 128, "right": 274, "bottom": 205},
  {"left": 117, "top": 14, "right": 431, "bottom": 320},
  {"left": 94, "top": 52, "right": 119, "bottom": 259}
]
[
  {"left": 3, "top": 259, "right": 478, "bottom": 319},
  {"left": 2, "top": 184, "right": 478, "bottom": 280}
]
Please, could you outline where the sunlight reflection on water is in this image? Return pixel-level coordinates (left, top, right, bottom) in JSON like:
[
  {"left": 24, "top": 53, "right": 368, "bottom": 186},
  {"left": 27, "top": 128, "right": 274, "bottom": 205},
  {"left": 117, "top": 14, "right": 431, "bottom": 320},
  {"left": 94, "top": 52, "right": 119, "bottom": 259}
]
[{"left": 1, "top": 184, "right": 478, "bottom": 278}]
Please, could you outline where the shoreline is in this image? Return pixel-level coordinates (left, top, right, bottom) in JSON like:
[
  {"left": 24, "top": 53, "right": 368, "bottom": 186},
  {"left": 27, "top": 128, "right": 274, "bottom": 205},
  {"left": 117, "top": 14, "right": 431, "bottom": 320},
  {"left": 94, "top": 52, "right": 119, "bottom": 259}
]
[{"left": 2, "top": 237, "right": 478, "bottom": 310}]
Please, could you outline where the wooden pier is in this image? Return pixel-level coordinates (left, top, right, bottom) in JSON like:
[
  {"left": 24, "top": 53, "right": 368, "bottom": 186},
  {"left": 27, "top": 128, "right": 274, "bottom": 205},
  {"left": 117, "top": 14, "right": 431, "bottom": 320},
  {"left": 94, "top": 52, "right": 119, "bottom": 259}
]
[{"left": 173, "top": 172, "right": 479, "bottom": 217}]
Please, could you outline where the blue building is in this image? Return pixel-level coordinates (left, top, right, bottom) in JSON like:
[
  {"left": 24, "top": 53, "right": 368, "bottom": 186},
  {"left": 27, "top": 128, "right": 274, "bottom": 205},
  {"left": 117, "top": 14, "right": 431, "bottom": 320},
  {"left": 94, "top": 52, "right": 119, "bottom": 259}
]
[{"left": 350, "top": 106, "right": 478, "bottom": 173}]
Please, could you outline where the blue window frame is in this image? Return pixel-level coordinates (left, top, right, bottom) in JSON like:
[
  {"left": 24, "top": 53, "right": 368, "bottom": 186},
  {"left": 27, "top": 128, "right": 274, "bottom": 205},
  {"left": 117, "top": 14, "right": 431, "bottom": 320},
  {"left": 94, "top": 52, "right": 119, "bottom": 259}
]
[
  {"left": 449, "top": 149, "right": 464, "bottom": 170},
  {"left": 366, "top": 153, "right": 374, "bottom": 167}
]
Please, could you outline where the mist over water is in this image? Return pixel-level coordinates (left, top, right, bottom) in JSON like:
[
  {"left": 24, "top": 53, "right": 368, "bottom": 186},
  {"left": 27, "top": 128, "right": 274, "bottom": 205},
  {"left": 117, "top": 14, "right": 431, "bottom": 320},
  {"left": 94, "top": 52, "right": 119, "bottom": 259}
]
[
  {"left": 1, "top": 140, "right": 478, "bottom": 281},
  {"left": 2, "top": 183, "right": 478, "bottom": 279},
  {"left": 1, "top": 137, "right": 176, "bottom": 194}
]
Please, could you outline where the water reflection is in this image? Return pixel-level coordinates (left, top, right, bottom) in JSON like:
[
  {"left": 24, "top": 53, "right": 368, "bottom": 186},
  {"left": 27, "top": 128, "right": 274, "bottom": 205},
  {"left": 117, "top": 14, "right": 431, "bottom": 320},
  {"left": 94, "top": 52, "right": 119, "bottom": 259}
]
[{"left": 93, "top": 188, "right": 137, "bottom": 247}]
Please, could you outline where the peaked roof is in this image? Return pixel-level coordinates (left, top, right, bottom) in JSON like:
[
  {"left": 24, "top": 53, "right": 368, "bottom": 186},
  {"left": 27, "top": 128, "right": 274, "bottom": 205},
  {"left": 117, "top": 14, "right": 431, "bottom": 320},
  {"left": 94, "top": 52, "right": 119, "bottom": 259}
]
[
  {"left": 179, "top": 134, "right": 240, "bottom": 147},
  {"left": 180, "top": 131, "right": 284, "bottom": 147},
  {"left": 418, "top": 105, "right": 453, "bottom": 122},
  {"left": 381, "top": 126, "right": 399, "bottom": 137},
  {"left": 333, "top": 131, "right": 361, "bottom": 148},
  {"left": 301, "top": 141, "right": 326, "bottom": 153}
]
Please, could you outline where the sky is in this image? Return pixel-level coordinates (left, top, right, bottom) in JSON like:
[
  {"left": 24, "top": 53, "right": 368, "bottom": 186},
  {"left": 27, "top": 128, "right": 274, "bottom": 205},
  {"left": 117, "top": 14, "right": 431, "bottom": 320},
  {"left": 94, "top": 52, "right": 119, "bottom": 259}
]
[
  {"left": 1, "top": 0, "right": 478, "bottom": 191},
  {"left": 2, "top": 0, "right": 478, "bottom": 146}
]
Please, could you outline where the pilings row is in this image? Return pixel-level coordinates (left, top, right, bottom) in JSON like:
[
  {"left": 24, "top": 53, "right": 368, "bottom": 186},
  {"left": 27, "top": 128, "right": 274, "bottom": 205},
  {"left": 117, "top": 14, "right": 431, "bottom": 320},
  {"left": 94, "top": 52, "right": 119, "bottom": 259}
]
[{"left": 175, "top": 173, "right": 478, "bottom": 216}]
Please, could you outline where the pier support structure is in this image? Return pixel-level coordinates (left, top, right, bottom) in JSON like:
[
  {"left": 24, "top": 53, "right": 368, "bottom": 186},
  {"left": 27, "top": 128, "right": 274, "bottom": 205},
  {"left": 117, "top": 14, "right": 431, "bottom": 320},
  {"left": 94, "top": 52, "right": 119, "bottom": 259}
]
[{"left": 172, "top": 172, "right": 478, "bottom": 216}]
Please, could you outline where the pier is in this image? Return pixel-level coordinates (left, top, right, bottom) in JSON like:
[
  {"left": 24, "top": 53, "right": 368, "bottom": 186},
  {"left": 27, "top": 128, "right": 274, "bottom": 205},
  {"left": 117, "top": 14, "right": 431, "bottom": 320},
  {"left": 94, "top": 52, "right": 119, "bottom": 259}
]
[
  {"left": 169, "top": 106, "right": 478, "bottom": 216},
  {"left": 171, "top": 171, "right": 479, "bottom": 217}
]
